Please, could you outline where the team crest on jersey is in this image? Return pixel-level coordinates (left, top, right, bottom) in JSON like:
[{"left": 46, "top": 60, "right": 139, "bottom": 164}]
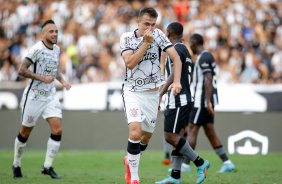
[
  {"left": 130, "top": 108, "right": 139, "bottom": 117},
  {"left": 27, "top": 116, "right": 35, "bottom": 124}
]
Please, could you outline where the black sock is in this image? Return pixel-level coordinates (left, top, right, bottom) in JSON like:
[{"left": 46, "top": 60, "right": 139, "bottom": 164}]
[
  {"left": 50, "top": 134, "right": 61, "bottom": 141},
  {"left": 165, "top": 152, "right": 170, "bottom": 159},
  {"left": 127, "top": 140, "right": 140, "bottom": 154},
  {"left": 17, "top": 133, "right": 28, "bottom": 143},
  {"left": 140, "top": 142, "right": 148, "bottom": 152},
  {"left": 171, "top": 169, "right": 181, "bottom": 179},
  {"left": 193, "top": 156, "right": 204, "bottom": 167}
]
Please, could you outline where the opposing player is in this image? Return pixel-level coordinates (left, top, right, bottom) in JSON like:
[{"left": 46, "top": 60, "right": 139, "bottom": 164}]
[
  {"left": 155, "top": 22, "right": 210, "bottom": 184},
  {"left": 120, "top": 7, "right": 182, "bottom": 184},
  {"left": 12, "top": 20, "right": 71, "bottom": 179},
  {"left": 186, "top": 33, "right": 235, "bottom": 173}
]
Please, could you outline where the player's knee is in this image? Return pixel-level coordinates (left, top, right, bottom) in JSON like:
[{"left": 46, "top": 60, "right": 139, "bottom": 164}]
[
  {"left": 164, "top": 133, "right": 178, "bottom": 145},
  {"left": 129, "top": 131, "right": 141, "bottom": 141},
  {"left": 52, "top": 127, "right": 62, "bottom": 135}
]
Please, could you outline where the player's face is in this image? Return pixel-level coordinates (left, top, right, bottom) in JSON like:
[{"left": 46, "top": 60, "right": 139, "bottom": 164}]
[
  {"left": 189, "top": 39, "right": 197, "bottom": 55},
  {"left": 43, "top": 24, "right": 58, "bottom": 45},
  {"left": 137, "top": 14, "right": 157, "bottom": 36}
]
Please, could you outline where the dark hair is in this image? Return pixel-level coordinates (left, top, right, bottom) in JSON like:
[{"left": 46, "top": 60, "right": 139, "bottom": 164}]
[
  {"left": 190, "top": 33, "right": 204, "bottom": 45},
  {"left": 138, "top": 7, "right": 158, "bottom": 20},
  {"left": 42, "top": 20, "right": 55, "bottom": 29},
  {"left": 167, "top": 22, "right": 183, "bottom": 36}
]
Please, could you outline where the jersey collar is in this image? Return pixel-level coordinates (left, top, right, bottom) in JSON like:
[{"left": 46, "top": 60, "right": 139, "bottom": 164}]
[{"left": 41, "top": 40, "right": 53, "bottom": 50}]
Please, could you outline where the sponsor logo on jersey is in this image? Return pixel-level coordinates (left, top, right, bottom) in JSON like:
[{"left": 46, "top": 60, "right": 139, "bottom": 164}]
[
  {"left": 201, "top": 62, "right": 209, "bottom": 67},
  {"left": 140, "top": 52, "right": 157, "bottom": 62},
  {"left": 44, "top": 63, "right": 57, "bottom": 76},
  {"left": 27, "top": 115, "right": 35, "bottom": 124},
  {"left": 130, "top": 108, "right": 139, "bottom": 117},
  {"left": 135, "top": 76, "right": 158, "bottom": 87}
]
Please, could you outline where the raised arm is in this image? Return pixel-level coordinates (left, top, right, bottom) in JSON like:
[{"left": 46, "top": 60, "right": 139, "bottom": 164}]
[
  {"left": 122, "top": 29, "right": 153, "bottom": 70},
  {"left": 204, "top": 72, "right": 215, "bottom": 116},
  {"left": 18, "top": 58, "right": 54, "bottom": 84},
  {"left": 165, "top": 47, "right": 182, "bottom": 95}
]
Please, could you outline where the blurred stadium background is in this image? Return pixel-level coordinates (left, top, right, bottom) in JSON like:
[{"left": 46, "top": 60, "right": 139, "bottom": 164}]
[{"left": 1, "top": 0, "right": 282, "bottom": 156}]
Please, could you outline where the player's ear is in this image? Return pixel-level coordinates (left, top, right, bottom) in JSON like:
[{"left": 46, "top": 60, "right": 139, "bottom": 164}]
[{"left": 166, "top": 30, "right": 170, "bottom": 38}]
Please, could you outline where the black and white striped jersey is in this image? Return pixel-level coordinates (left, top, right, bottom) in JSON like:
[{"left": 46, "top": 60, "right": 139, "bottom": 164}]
[
  {"left": 120, "top": 29, "right": 173, "bottom": 92},
  {"left": 192, "top": 50, "right": 218, "bottom": 108},
  {"left": 165, "top": 42, "right": 194, "bottom": 109}
]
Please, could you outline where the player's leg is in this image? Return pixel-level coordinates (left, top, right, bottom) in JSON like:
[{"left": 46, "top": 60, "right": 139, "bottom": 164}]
[
  {"left": 186, "top": 107, "right": 210, "bottom": 184},
  {"left": 122, "top": 90, "right": 144, "bottom": 184},
  {"left": 184, "top": 123, "right": 201, "bottom": 167},
  {"left": 13, "top": 99, "right": 42, "bottom": 178},
  {"left": 156, "top": 107, "right": 186, "bottom": 184},
  {"left": 13, "top": 126, "right": 33, "bottom": 178},
  {"left": 162, "top": 137, "right": 172, "bottom": 165},
  {"left": 127, "top": 122, "right": 142, "bottom": 183},
  {"left": 41, "top": 97, "right": 62, "bottom": 179},
  {"left": 203, "top": 123, "right": 235, "bottom": 173},
  {"left": 181, "top": 124, "right": 191, "bottom": 171}
]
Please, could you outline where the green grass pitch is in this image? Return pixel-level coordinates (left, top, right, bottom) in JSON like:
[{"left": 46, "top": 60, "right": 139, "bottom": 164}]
[{"left": 1, "top": 150, "right": 282, "bottom": 184}]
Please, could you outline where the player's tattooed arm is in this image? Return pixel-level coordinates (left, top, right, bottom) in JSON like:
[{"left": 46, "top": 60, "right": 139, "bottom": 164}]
[
  {"left": 18, "top": 58, "right": 54, "bottom": 84},
  {"left": 56, "top": 70, "right": 71, "bottom": 91}
]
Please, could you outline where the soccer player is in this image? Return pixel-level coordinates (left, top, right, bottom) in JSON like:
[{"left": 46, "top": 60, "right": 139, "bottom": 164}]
[
  {"left": 12, "top": 20, "right": 71, "bottom": 179},
  {"left": 155, "top": 22, "right": 210, "bottom": 184},
  {"left": 186, "top": 33, "right": 235, "bottom": 173},
  {"left": 120, "top": 7, "right": 182, "bottom": 184}
]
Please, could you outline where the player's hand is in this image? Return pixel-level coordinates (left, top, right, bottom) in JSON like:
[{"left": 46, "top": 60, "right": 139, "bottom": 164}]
[
  {"left": 63, "top": 82, "right": 71, "bottom": 91},
  {"left": 44, "top": 76, "right": 54, "bottom": 84},
  {"left": 143, "top": 29, "right": 154, "bottom": 44},
  {"left": 206, "top": 100, "right": 215, "bottom": 116},
  {"left": 168, "top": 82, "right": 182, "bottom": 96}
]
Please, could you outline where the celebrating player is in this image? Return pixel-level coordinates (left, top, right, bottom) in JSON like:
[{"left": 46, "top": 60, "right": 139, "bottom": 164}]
[
  {"left": 12, "top": 20, "right": 71, "bottom": 179},
  {"left": 120, "top": 7, "right": 182, "bottom": 184}
]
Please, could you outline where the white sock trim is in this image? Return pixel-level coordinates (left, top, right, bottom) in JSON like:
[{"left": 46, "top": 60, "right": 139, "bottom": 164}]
[{"left": 128, "top": 139, "right": 141, "bottom": 143}]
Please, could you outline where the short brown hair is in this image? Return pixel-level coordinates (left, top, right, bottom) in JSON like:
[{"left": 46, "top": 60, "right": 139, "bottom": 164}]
[{"left": 138, "top": 7, "right": 158, "bottom": 20}]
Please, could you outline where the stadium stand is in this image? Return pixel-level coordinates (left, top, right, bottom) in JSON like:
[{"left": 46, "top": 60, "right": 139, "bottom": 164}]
[{"left": 0, "top": 0, "right": 282, "bottom": 85}]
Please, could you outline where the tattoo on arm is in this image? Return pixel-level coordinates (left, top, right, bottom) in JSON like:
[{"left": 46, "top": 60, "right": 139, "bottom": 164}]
[
  {"left": 18, "top": 59, "right": 44, "bottom": 81},
  {"left": 56, "top": 70, "right": 65, "bottom": 84}
]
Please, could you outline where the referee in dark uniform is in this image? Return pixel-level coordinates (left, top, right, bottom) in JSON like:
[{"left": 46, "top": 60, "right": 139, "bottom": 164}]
[{"left": 156, "top": 23, "right": 210, "bottom": 184}]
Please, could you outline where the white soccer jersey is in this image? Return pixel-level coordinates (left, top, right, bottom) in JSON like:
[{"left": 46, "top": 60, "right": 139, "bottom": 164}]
[
  {"left": 22, "top": 41, "right": 60, "bottom": 102},
  {"left": 120, "top": 29, "right": 173, "bottom": 91}
]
